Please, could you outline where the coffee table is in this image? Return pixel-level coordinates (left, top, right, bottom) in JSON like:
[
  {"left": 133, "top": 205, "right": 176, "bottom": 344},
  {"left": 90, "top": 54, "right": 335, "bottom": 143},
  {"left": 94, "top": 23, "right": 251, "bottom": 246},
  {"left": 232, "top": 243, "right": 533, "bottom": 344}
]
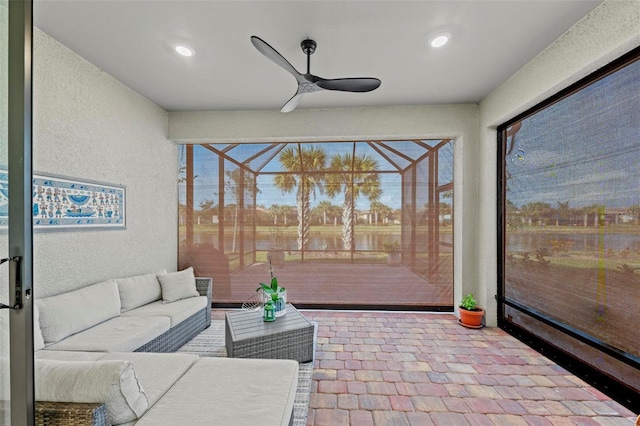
[{"left": 225, "top": 304, "right": 315, "bottom": 362}]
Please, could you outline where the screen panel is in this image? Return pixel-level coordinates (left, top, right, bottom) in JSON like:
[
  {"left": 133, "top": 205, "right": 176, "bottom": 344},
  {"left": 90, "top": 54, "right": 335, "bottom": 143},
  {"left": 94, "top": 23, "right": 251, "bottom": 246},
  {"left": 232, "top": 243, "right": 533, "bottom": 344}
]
[{"left": 500, "top": 49, "right": 640, "bottom": 406}]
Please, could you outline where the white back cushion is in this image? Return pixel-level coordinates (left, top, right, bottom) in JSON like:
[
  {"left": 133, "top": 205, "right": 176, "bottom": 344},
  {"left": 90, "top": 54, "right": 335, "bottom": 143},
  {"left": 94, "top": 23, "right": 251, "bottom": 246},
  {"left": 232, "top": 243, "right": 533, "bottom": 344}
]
[
  {"left": 36, "top": 279, "right": 121, "bottom": 344},
  {"left": 115, "top": 272, "right": 163, "bottom": 312},
  {"left": 33, "top": 303, "right": 46, "bottom": 351},
  {"left": 35, "top": 359, "right": 149, "bottom": 424}
]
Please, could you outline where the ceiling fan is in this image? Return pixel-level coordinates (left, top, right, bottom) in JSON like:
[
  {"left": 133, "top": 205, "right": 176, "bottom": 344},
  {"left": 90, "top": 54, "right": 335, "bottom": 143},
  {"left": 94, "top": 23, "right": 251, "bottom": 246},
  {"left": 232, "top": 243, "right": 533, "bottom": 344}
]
[{"left": 251, "top": 36, "right": 381, "bottom": 113}]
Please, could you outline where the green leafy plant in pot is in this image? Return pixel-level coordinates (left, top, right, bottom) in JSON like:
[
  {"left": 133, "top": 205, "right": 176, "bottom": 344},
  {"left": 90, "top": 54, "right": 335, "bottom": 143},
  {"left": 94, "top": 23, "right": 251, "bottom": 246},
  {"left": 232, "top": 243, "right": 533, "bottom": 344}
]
[{"left": 458, "top": 293, "right": 484, "bottom": 328}]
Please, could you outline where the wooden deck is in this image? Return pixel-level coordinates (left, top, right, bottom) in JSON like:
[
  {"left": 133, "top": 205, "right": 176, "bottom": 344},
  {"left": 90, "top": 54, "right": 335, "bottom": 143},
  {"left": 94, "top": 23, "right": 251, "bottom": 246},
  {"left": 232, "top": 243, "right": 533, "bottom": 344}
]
[{"left": 213, "top": 261, "right": 453, "bottom": 308}]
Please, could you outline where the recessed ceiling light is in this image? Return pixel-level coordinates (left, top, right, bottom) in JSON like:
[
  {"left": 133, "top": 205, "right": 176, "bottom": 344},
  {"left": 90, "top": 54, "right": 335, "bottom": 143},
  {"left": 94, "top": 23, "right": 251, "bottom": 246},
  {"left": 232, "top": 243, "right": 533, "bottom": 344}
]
[
  {"left": 429, "top": 33, "right": 450, "bottom": 48},
  {"left": 175, "top": 45, "right": 195, "bottom": 57}
]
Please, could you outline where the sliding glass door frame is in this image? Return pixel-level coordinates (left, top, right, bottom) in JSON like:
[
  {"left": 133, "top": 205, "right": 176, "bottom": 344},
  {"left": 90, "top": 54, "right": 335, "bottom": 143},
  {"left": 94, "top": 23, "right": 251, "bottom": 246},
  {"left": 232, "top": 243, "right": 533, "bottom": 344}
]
[{"left": 7, "top": 0, "right": 35, "bottom": 423}]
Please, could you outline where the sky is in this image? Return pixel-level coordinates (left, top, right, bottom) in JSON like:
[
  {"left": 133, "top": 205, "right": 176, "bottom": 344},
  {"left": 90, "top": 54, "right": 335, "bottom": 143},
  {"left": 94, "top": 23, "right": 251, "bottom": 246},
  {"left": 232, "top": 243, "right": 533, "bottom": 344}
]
[
  {"left": 506, "top": 57, "right": 640, "bottom": 210},
  {"left": 179, "top": 140, "right": 454, "bottom": 212}
]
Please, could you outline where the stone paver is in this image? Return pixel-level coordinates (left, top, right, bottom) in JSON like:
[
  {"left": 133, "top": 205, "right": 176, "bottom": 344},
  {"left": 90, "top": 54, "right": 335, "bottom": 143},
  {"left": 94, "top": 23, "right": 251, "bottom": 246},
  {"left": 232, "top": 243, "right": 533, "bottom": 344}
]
[{"left": 257, "top": 310, "right": 634, "bottom": 426}]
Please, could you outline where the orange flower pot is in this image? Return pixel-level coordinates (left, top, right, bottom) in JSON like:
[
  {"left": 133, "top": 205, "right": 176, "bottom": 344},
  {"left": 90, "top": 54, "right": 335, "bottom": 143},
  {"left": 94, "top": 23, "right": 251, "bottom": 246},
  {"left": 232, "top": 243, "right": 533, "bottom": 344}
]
[{"left": 459, "top": 308, "right": 484, "bottom": 328}]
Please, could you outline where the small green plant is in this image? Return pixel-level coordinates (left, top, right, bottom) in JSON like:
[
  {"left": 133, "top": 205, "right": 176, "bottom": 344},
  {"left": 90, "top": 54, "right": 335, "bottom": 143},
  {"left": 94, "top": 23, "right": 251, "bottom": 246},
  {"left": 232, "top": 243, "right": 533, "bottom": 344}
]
[
  {"left": 460, "top": 293, "right": 478, "bottom": 311},
  {"left": 383, "top": 240, "right": 400, "bottom": 253},
  {"left": 535, "top": 247, "right": 550, "bottom": 264},
  {"left": 258, "top": 276, "right": 286, "bottom": 298},
  {"left": 618, "top": 264, "right": 639, "bottom": 274},
  {"left": 518, "top": 251, "right": 531, "bottom": 263}
]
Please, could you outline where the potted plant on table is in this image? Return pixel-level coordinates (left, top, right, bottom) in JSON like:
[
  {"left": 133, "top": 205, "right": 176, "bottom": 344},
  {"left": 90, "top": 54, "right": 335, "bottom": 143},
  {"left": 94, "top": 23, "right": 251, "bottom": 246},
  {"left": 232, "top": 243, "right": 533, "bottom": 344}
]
[
  {"left": 383, "top": 241, "right": 401, "bottom": 266},
  {"left": 458, "top": 293, "right": 484, "bottom": 328}
]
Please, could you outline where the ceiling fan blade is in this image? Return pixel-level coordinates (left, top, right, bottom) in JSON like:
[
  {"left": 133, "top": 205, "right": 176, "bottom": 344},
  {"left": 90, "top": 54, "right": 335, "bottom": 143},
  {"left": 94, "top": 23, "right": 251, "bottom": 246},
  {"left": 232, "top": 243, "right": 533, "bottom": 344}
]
[
  {"left": 251, "top": 36, "right": 305, "bottom": 83},
  {"left": 316, "top": 77, "right": 381, "bottom": 92},
  {"left": 281, "top": 92, "right": 303, "bottom": 113}
]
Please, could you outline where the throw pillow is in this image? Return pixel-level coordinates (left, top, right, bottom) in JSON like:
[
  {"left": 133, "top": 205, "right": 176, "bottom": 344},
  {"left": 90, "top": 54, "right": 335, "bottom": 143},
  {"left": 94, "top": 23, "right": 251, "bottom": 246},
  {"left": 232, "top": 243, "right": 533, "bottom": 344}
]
[
  {"left": 157, "top": 267, "right": 199, "bottom": 303},
  {"left": 35, "top": 359, "right": 149, "bottom": 424}
]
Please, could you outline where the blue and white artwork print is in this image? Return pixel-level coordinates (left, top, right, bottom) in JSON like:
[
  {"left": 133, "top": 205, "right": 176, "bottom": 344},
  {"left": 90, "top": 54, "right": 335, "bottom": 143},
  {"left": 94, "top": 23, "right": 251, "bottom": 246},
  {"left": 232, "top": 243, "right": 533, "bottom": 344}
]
[{"left": 0, "top": 170, "right": 125, "bottom": 230}]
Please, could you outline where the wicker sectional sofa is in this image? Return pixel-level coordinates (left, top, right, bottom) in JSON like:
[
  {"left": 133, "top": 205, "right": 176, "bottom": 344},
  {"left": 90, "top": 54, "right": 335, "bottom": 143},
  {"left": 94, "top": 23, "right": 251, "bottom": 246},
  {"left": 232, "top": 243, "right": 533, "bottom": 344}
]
[{"left": 30, "top": 269, "right": 299, "bottom": 425}]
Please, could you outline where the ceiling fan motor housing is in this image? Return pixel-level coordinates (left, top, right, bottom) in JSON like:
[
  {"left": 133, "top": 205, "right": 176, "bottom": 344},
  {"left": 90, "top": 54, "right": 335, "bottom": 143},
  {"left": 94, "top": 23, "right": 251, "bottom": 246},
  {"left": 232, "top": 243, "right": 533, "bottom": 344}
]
[{"left": 301, "top": 39, "right": 316, "bottom": 55}]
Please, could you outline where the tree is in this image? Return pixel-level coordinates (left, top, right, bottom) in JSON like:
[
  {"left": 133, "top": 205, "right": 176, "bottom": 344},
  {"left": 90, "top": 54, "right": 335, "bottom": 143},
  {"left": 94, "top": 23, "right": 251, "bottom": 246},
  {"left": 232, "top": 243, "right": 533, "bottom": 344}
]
[
  {"left": 198, "top": 199, "right": 217, "bottom": 224},
  {"left": 370, "top": 201, "right": 392, "bottom": 225},
  {"left": 520, "top": 202, "right": 552, "bottom": 226},
  {"left": 327, "top": 204, "right": 342, "bottom": 226},
  {"left": 268, "top": 204, "right": 285, "bottom": 226},
  {"left": 273, "top": 145, "right": 326, "bottom": 249},
  {"left": 582, "top": 204, "right": 604, "bottom": 228},
  {"left": 326, "top": 153, "right": 381, "bottom": 250},
  {"left": 225, "top": 168, "right": 259, "bottom": 253},
  {"left": 505, "top": 200, "right": 519, "bottom": 230},
  {"left": 280, "top": 205, "right": 297, "bottom": 226},
  {"left": 629, "top": 204, "right": 640, "bottom": 225},
  {"left": 556, "top": 201, "right": 571, "bottom": 226},
  {"left": 316, "top": 200, "right": 334, "bottom": 225}
]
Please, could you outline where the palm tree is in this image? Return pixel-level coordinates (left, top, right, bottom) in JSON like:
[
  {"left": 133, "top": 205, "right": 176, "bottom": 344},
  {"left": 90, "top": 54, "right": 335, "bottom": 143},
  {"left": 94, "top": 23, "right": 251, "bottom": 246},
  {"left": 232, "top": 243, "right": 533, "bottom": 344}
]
[
  {"left": 273, "top": 145, "right": 326, "bottom": 250},
  {"left": 521, "top": 202, "right": 551, "bottom": 226},
  {"left": 327, "top": 204, "right": 342, "bottom": 226},
  {"left": 326, "top": 153, "right": 381, "bottom": 250},
  {"left": 225, "top": 168, "right": 258, "bottom": 253},
  {"left": 582, "top": 204, "right": 604, "bottom": 227},
  {"left": 556, "top": 201, "right": 571, "bottom": 226},
  {"left": 629, "top": 204, "right": 640, "bottom": 225},
  {"left": 268, "top": 204, "right": 284, "bottom": 226},
  {"left": 316, "top": 200, "right": 333, "bottom": 225},
  {"left": 370, "top": 201, "right": 392, "bottom": 225}
]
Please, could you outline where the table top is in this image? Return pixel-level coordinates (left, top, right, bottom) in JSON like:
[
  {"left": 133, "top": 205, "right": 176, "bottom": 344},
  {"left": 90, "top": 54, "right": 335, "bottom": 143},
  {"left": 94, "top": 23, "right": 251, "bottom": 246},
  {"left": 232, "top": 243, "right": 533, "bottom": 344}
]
[{"left": 225, "top": 304, "right": 313, "bottom": 342}]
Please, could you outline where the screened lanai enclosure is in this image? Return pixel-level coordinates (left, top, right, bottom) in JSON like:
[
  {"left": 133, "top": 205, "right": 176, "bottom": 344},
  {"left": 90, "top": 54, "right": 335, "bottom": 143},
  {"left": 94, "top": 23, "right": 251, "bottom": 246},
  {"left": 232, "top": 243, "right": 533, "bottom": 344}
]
[{"left": 178, "top": 140, "right": 453, "bottom": 309}]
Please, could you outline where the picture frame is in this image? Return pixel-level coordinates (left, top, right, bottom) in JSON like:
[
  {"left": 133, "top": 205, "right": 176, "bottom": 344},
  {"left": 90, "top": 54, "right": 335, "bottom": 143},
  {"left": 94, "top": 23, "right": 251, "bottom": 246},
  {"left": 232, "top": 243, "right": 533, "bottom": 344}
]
[{"left": 0, "top": 169, "right": 126, "bottom": 231}]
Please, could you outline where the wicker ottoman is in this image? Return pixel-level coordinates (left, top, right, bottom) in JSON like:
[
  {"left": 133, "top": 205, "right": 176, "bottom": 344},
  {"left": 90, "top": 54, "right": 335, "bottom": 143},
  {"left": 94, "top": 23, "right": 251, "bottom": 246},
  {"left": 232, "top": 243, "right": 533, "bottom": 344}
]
[{"left": 225, "top": 304, "right": 315, "bottom": 362}]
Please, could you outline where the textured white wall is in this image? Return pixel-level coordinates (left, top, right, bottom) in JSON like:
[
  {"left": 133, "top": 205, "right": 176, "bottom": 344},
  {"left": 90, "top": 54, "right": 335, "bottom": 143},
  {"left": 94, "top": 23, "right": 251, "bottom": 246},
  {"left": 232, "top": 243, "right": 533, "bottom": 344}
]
[
  {"left": 169, "top": 104, "right": 480, "bottom": 312},
  {"left": 477, "top": 0, "right": 640, "bottom": 325},
  {"left": 33, "top": 29, "right": 176, "bottom": 297}
]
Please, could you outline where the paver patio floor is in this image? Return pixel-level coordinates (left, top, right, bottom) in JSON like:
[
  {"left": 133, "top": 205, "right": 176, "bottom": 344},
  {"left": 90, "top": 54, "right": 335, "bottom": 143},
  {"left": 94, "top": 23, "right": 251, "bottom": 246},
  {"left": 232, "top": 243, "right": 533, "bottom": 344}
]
[
  {"left": 303, "top": 310, "right": 637, "bottom": 425},
  {"left": 213, "top": 309, "right": 637, "bottom": 425}
]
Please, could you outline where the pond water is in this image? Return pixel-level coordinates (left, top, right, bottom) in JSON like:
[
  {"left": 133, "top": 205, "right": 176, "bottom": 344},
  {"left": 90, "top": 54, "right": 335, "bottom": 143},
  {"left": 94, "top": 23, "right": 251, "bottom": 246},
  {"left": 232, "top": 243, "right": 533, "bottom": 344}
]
[
  {"left": 191, "top": 229, "right": 639, "bottom": 254},
  {"left": 506, "top": 231, "right": 640, "bottom": 253},
  {"left": 192, "top": 231, "right": 454, "bottom": 252}
]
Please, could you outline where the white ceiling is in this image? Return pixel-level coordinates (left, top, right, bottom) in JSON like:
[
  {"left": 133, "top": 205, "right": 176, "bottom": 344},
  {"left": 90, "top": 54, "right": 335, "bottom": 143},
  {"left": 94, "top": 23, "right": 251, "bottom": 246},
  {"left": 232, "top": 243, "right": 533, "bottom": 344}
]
[{"left": 34, "top": 1, "right": 603, "bottom": 113}]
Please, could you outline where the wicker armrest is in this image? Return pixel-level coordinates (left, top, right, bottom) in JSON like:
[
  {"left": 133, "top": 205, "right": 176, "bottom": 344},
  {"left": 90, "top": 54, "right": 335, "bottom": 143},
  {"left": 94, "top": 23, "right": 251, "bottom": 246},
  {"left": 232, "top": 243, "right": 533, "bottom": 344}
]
[
  {"left": 35, "top": 401, "right": 109, "bottom": 426},
  {"left": 196, "top": 277, "right": 212, "bottom": 307}
]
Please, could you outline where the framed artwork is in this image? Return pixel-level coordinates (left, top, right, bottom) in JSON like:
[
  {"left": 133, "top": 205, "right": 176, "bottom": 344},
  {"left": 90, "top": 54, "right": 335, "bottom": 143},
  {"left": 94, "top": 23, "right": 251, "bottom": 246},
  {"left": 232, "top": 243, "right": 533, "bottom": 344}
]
[{"left": 0, "top": 169, "right": 126, "bottom": 230}]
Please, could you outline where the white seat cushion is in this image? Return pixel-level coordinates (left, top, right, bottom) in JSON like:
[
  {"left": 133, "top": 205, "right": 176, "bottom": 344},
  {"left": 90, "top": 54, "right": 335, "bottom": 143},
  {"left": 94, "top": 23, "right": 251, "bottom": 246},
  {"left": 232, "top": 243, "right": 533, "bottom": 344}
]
[
  {"left": 46, "top": 316, "right": 170, "bottom": 352},
  {"left": 36, "top": 350, "right": 108, "bottom": 362},
  {"left": 121, "top": 296, "right": 207, "bottom": 327},
  {"left": 136, "top": 357, "right": 298, "bottom": 426},
  {"left": 100, "top": 352, "right": 199, "bottom": 407},
  {"left": 115, "top": 272, "right": 163, "bottom": 313},
  {"left": 36, "top": 279, "right": 121, "bottom": 344},
  {"left": 35, "top": 358, "right": 149, "bottom": 425}
]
